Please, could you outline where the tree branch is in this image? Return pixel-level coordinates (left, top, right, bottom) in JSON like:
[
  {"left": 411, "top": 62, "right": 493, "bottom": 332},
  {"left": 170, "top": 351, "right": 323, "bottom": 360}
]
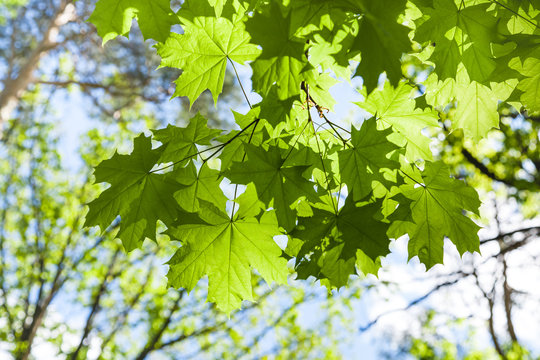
[
  {"left": 501, "top": 257, "right": 518, "bottom": 343},
  {"left": 97, "top": 267, "right": 153, "bottom": 357},
  {"left": 480, "top": 226, "right": 540, "bottom": 245},
  {"left": 473, "top": 271, "right": 507, "bottom": 360},
  {"left": 460, "top": 147, "right": 517, "bottom": 188},
  {"left": 133, "top": 290, "right": 184, "bottom": 360},
  {"left": 69, "top": 249, "right": 121, "bottom": 360},
  {"left": 36, "top": 79, "right": 161, "bottom": 103}
]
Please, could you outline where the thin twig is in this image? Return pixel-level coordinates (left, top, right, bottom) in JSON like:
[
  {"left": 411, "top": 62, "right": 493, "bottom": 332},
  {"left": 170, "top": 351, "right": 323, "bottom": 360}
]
[
  {"left": 304, "top": 82, "right": 337, "bottom": 213},
  {"left": 307, "top": 94, "right": 351, "bottom": 145},
  {"left": 359, "top": 277, "right": 463, "bottom": 332}
]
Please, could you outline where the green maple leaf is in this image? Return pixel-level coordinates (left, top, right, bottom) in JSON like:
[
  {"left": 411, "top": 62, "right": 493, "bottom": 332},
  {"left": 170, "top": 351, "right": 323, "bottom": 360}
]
[
  {"left": 292, "top": 196, "right": 391, "bottom": 265},
  {"left": 355, "top": 249, "right": 381, "bottom": 277},
  {"left": 424, "top": 68, "right": 501, "bottom": 141},
  {"left": 246, "top": 2, "right": 307, "bottom": 99},
  {"left": 257, "top": 86, "right": 296, "bottom": 127},
  {"left": 454, "top": 79, "right": 500, "bottom": 141},
  {"left": 156, "top": 0, "right": 260, "bottom": 105},
  {"left": 208, "top": 0, "right": 226, "bottom": 17},
  {"left": 513, "top": 57, "right": 540, "bottom": 113},
  {"left": 225, "top": 144, "right": 317, "bottom": 231},
  {"left": 389, "top": 161, "right": 481, "bottom": 269},
  {"left": 289, "top": 1, "right": 357, "bottom": 80},
  {"left": 85, "top": 134, "right": 184, "bottom": 251},
  {"left": 339, "top": 118, "right": 400, "bottom": 201},
  {"left": 167, "top": 204, "right": 287, "bottom": 313},
  {"left": 318, "top": 245, "right": 356, "bottom": 288},
  {"left": 234, "top": 183, "right": 266, "bottom": 219},
  {"left": 290, "top": 195, "right": 388, "bottom": 286},
  {"left": 414, "top": 0, "right": 500, "bottom": 83},
  {"left": 173, "top": 161, "right": 227, "bottom": 213},
  {"left": 152, "top": 113, "right": 221, "bottom": 164},
  {"left": 347, "top": 0, "right": 411, "bottom": 91},
  {"left": 218, "top": 109, "right": 264, "bottom": 171},
  {"left": 89, "top": 0, "right": 178, "bottom": 44},
  {"left": 358, "top": 82, "right": 439, "bottom": 161}
]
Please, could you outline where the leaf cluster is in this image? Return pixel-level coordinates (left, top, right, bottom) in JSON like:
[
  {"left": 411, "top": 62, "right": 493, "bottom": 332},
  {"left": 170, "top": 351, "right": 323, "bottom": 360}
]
[{"left": 86, "top": 0, "right": 540, "bottom": 312}]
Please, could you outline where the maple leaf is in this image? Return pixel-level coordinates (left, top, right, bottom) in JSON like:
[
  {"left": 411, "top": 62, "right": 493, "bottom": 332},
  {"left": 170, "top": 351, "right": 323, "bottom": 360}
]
[
  {"left": 167, "top": 203, "right": 287, "bottom": 313},
  {"left": 346, "top": 0, "right": 412, "bottom": 91},
  {"left": 414, "top": 0, "right": 500, "bottom": 83},
  {"left": 513, "top": 57, "right": 540, "bottom": 113},
  {"left": 89, "top": 0, "right": 178, "bottom": 43},
  {"left": 173, "top": 161, "right": 227, "bottom": 213},
  {"left": 152, "top": 113, "right": 222, "bottom": 164},
  {"left": 389, "top": 161, "right": 481, "bottom": 269},
  {"left": 358, "top": 82, "right": 439, "bottom": 161},
  {"left": 291, "top": 195, "right": 390, "bottom": 286},
  {"left": 156, "top": 0, "right": 260, "bottom": 105},
  {"left": 246, "top": 2, "right": 307, "bottom": 100},
  {"left": 291, "top": 1, "right": 356, "bottom": 80},
  {"left": 339, "top": 118, "right": 400, "bottom": 200},
  {"left": 454, "top": 80, "right": 500, "bottom": 142},
  {"left": 293, "top": 196, "right": 391, "bottom": 263},
  {"left": 84, "top": 134, "right": 185, "bottom": 251},
  {"left": 318, "top": 245, "right": 357, "bottom": 288},
  {"left": 225, "top": 144, "right": 318, "bottom": 231},
  {"left": 424, "top": 69, "right": 501, "bottom": 141}
]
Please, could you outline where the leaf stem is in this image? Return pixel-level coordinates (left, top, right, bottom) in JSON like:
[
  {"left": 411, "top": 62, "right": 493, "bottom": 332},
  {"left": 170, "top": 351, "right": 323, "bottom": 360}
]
[
  {"left": 150, "top": 143, "right": 224, "bottom": 173},
  {"left": 229, "top": 119, "right": 260, "bottom": 219},
  {"left": 202, "top": 117, "right": 259, "bottom": 164},
  {"left": 151, "top": 117, "right": 260, "bottom": 173},
  {"left": 228, "top": 57, "right": 252, "bottom": 109},
  {"left": 282, "top": 118, "right": 311, "bottom": 163},
  {"left": 398, "top": 168, "right": 424, "bottom": 187},
  {"left": 488, "top": 0, "right": 540, "bottom": 30}
]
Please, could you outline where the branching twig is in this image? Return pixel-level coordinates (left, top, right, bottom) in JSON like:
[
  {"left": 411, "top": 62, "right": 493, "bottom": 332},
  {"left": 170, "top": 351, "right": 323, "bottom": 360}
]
[
  {"left": 303, "top": 82, "right": 337, "bottom": 213},
  {"left": 359, "top": 277, "right": 464, "bottom": 332},
  {"left": 480, "top": 226, "right": 540, "bottom": 245}
]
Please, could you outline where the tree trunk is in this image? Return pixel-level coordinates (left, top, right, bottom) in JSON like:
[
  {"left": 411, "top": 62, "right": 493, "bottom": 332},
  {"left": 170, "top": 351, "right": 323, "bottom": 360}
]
[{"left": 0, "top": 0, "right": 75, "bottom": 134}]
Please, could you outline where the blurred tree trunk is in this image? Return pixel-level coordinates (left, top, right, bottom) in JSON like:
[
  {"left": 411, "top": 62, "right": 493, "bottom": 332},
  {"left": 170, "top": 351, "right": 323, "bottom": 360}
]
[{"left": 0, "top": 0, "right": 75, "bottom": 133}]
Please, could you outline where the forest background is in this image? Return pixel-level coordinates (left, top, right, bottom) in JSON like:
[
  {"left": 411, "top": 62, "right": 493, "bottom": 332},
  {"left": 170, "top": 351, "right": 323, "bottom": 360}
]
[{"left": 0, "top": 0, "right": 539, "bottom": 359}]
